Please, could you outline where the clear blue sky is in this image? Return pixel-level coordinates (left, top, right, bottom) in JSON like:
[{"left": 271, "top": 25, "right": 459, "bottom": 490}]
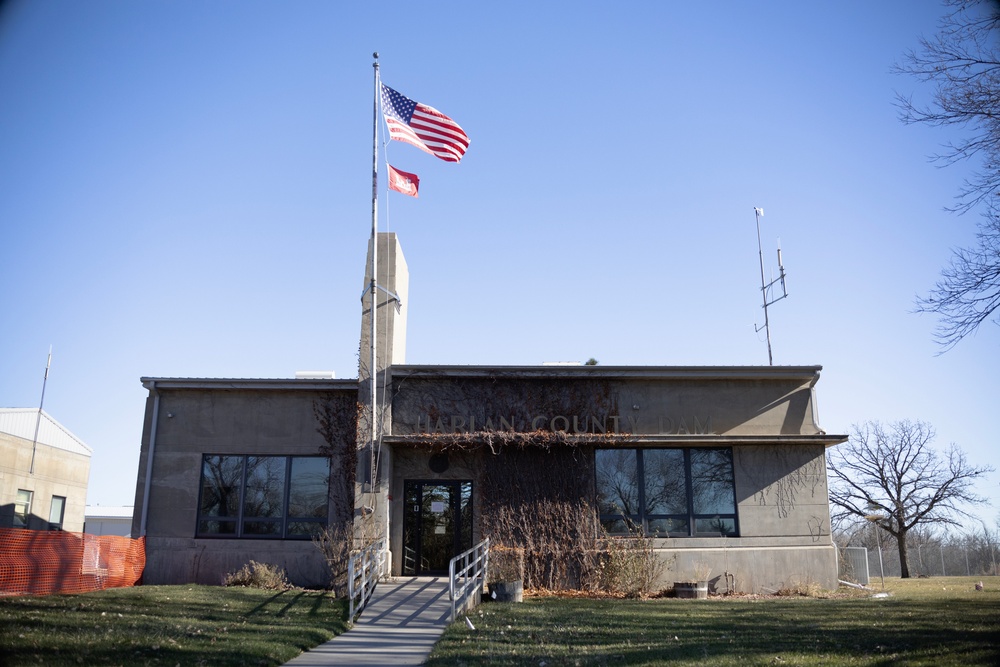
[{"left": 1, "top": 1, "right": 997, "bottom": 529}]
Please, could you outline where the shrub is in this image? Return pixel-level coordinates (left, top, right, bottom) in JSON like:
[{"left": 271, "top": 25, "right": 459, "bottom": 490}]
[
  {"left": 598, "top": 528, "right": 669, "bottom": 598},
  {"left": 312, "top": 522, "right": 354, "bottom": 596},
  {"left": 776, "top": 578, "right": 823, "bottom": 597},
  {"left": 485, "top": 500, "right": 671, "bottom": 596},
  {"left": 224, "top": 560, "right": 292, "bottom": 591},
  {"left": 485, "top": 500, "right": 601, "bottom": 590},
  {"left": 488, "top": 546, "right": 526, "bottom": 584}
]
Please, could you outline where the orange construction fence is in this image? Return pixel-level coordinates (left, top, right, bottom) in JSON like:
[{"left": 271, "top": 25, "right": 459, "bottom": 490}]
[{"left": 0, "top": 528, "right": 145, "bottom": 596}]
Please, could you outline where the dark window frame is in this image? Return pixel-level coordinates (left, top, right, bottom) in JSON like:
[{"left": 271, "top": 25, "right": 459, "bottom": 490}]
[
  {"left": 196, "top": 454, "right": 330, "bottom": 539},
  {"left": 596, "top": 447, "right": 739, "bottom": 537},
  {"left": 48, "top": 495, "right": 66, "bottom": 531}
]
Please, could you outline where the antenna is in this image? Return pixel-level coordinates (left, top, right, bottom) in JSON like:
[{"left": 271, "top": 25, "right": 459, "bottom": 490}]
[
  {"left": 753, "top": 208, "right": 788, "bottom": 365},
  {"left": 29, "top": 346, "right": 52, "bottom": 474}
]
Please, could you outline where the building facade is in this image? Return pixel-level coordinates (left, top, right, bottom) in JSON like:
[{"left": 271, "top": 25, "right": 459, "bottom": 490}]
[
  {"left": 132, "top": 234, "right": 846, "bottom": 592},
  {"left": 0, "top": 408, "right": 91, "bottom": 533}
]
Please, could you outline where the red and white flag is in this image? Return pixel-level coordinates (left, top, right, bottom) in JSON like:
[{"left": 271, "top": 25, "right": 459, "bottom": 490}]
[
  {"left": 387, "top": 164, "right": 419, "bottom": 198},
  {"left": 381, "top": 84, "right": 470, "bottom": 163}
]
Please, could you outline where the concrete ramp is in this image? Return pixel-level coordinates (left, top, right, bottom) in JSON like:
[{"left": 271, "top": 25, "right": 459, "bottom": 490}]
[{"left": 283, "top": 577, "right": 452, "bottom": 666}]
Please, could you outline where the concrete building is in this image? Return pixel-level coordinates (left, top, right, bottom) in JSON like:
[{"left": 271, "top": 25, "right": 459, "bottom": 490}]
[
  {"left": 0, "top": 408, "right": 91, "bottom": 533},
  {"left": 132, "top": 377, "right": 357, "bottom": 586},
  {"left": 132, "top": 233, "right": 847, "bottom": 592}
]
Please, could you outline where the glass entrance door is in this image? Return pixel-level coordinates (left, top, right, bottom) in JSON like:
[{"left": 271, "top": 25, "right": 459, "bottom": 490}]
[{"left": 402, "top": 480, "right": 472, "bottom": 575}]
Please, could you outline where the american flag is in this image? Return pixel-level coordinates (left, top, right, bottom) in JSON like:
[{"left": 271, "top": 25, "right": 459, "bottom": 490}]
[{"left": 381, "top": 84, "right": 470, "bottom": 163}]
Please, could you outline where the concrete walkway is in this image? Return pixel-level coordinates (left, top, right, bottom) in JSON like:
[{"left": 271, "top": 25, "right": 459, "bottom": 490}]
[{"left": 283, "top": 577, "right": 453, "bottom": 666}]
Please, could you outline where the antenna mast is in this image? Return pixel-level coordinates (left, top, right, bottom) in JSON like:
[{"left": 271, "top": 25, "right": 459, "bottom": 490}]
[
  {"left": 753, "top": 207, "right": 788, "bottom": 365},
  {"left": 29, "top": 346, "right": 52, "bottom": 474}
]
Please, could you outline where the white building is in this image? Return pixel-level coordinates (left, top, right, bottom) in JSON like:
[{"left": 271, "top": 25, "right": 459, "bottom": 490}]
[
  {"left": 0, "top": 408, "right": 91, "bottom": 533},
  {"left": 84, "top": 505, "right": 134, "bottom": 536}
]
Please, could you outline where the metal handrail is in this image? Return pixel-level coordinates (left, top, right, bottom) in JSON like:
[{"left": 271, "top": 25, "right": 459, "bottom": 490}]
[
  {"left": 448, "top": 537, "right": 489, "bottom": 622},
  {"left": 402, "top": 545, "right": 430, "bottom": 576},
  {"left": 348, "top": 537, "right": 388, "bottom": 621}
]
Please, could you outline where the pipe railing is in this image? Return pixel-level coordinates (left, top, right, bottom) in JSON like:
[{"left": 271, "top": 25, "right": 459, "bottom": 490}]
[
  {"left": 348, "top": 537, "right": 388, "bottom": 622},
  {"left": 449, "top": 537, "right": 489, "bottom": 622}
]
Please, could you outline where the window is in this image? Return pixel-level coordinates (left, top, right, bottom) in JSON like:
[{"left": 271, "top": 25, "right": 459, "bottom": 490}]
[
  {"left": 197, "top": 455, "right": 329, "bottom": 539},
  {"left": 48, "top": 496, "right": 66, "bottom": 530},
  {"left": 14, "top": 489, "right": 32, "bottom": 527},
  {"left": 596, "top": 447, "right": 738, "bottom": 537}
]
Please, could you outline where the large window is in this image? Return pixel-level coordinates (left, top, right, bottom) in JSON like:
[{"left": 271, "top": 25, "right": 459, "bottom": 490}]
[
  {"left": 596, "top": 447, "right": 738, "bottom": 537},
  {"left": 197, "top": 455, "right": 329, "bottom": 539}
]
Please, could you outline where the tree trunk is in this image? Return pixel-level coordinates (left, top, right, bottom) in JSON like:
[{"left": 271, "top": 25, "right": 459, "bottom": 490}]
[{"left": 897, "top": 530, "right": 910, "bottom": 579}]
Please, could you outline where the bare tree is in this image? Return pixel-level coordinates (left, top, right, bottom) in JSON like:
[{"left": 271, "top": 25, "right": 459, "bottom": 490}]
[
  {"left": 895, "top": 0, "right": 1000, "bottom": 348},
  {"left": 827, "top": 419, "right": 993, "bottom": 578}
]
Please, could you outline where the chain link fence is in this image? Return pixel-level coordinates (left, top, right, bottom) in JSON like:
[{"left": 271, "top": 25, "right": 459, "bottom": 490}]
[{"left": 838, "top": 542, "right": 1000, "bottom": 583}]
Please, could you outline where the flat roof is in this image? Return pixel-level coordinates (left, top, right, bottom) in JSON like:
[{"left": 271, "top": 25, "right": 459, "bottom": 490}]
[
  {"left": 140, "top": 377, "right": 359, "bottom": 391},
  {"left": 390, "top": 364, "right": 824, "bottom": 381},
  {"left": 143, "top": 365, "right": 825, "bottom": 387}
]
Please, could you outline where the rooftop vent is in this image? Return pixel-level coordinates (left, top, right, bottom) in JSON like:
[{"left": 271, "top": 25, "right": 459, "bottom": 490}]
[{"left": 295, "top": 371, "right": 336, "bottom": 379}]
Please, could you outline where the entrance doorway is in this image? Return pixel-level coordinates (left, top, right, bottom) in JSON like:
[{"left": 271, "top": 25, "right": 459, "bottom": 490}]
[{"left": 402, "top": 480, "right": 473, "bottom": 575}]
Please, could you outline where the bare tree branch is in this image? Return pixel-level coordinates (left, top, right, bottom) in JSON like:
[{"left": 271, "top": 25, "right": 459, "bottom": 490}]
[
  {"left": 895, "top": 0, "right": 1000, "bottom": 347},
  {"left": 915, "top": 207, "right": 1000, "bottom": 349}
]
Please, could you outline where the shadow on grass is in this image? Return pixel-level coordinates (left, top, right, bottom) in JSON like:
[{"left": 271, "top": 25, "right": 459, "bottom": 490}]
[
  {"left": 246, "top": 589, "right": 294, "bottom": 617},
  {"left": 0, "top": 585, "right": 350, "bottom": 667},
  {"left": 427, "top": 593, "right": 1000, "bottom": 666}
]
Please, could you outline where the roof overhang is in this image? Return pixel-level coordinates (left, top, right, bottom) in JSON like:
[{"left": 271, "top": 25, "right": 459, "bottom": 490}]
[
  {"left": 390, "top": 364, "right": 824, "bottom": 384},
  {"left": 140, "top": 377, "right": 358, "bottom": 391},
  {"left": 385, "top": 433, "right": 848, "bottom": 448}
]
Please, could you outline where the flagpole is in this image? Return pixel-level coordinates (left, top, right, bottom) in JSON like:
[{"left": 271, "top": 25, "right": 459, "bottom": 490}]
[{"left": 369, "top": 53, "right": 380, "bottom": 492}]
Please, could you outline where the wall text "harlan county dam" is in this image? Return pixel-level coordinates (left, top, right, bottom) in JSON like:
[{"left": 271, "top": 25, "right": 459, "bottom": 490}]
[{"left": 410, "top": 414, "right": 713, "bottom": 435}]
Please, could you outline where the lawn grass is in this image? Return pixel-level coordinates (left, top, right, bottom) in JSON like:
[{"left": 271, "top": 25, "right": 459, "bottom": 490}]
[
  {"left": 0, "top": 584, "right": 348, "bottom": 667},
  {"left": 426, "top": 576, "right": 1000, "bottom": 666}
]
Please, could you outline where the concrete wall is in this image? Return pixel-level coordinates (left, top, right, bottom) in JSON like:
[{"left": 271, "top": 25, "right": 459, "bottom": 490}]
[
  {"left": 386, "top": 442, "right": 838, "bottom": 592},
  {"left": 653, "top": 443, "right": 837, "bottom": 592},
  {"left": 132, "top": 382, "right": 357, "bottom": 587},
  {"left": 387, "top": 367, "right": 826, "bottom": 438},
  {"left": 0, "top": 432, "right": 90, "bottom": 533},
  {"left": 382, "top": 367, "right": 843, "bottom": 592}
]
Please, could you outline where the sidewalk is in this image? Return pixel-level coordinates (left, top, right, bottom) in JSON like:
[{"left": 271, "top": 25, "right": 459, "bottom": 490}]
[{"left": 283, "top": 577, "right": 453, "bottom": 666}]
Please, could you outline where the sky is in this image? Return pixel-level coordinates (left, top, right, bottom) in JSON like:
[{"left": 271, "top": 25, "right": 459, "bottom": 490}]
[{"left": 1, "top": 1, "right": 997, "bottom": 530}]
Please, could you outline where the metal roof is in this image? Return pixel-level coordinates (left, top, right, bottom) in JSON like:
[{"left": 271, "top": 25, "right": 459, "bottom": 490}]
[
  {"left": 0, "top": 408, "right": 93, "bottom": 457},
  {"left": 84, "top": 505, "right": 135, "bottom": 519}
]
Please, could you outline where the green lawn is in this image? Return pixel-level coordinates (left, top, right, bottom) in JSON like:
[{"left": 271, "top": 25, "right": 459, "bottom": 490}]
[
  {"left": 426, "top": 576, "right": 1000, "bottom": 667},
  {"left": 2, "top": 577, "right": 997, "bottom": 666},
  {"left": 0, "top": 585, "right": 348, "bottom": 667}
]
